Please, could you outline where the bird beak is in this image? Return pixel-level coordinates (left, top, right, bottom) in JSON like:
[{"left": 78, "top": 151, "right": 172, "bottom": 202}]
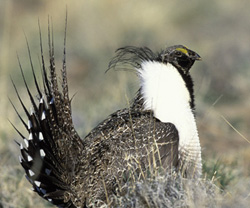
[
  {"left": 191, "top": 52, "right": 202, "bottom": 61},
  {"left": 194, "top": 53, "right": 202, "bottom": 61}
]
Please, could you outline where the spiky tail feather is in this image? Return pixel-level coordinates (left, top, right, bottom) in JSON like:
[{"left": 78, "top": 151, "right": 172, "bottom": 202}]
[{"left": 10, "top": 15, "right": 84, "bottom": 208}]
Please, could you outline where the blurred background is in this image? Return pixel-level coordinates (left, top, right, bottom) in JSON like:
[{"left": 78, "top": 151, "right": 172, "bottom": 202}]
[{"left": 0, "top": 0, "right": 249, "bottom": 207}]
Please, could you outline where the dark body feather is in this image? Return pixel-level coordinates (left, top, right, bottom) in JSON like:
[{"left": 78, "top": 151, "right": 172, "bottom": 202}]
[{"left": 11, "top": 21, "right": 201, "bottom": 207}]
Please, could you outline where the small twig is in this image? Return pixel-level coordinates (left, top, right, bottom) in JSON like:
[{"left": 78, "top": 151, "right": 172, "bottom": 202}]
[
  {"left": 220, "top": 115, "right": 250, "bottom": 144},
  {"left": 101, "top": 171, "right": 110, "bottom": 206}
]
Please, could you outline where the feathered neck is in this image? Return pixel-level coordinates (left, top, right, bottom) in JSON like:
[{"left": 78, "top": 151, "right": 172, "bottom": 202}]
[
  {"left": 136, "top": 60, "right": 202, "bottom": 177},
  {"left": 137, "top": 61, "right": 192, "bottom": 121}
]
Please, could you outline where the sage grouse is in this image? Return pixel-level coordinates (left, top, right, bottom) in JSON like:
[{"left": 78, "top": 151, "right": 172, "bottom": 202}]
[{"left": 12, "top": 24, "right": 202, "bottom": 207}]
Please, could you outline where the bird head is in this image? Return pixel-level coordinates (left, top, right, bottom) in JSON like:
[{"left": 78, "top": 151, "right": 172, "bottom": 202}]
[{"left": 160, "top": 45, "right": 201, "bottom": 73}]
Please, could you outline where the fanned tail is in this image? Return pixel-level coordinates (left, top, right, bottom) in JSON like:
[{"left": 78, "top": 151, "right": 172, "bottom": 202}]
[{"left": 10, "top": 15, "right": 84, "bottom": 208}]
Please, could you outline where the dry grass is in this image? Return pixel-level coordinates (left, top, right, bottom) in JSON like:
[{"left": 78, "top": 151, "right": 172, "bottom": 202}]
[{"left": 0, "top": 0, "right": 250, "bottom": 207}]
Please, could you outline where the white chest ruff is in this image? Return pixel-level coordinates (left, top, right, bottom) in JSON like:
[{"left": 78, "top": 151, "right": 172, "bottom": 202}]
[{"left": 138, "top": 61, "right": 202, "bottom": 174}]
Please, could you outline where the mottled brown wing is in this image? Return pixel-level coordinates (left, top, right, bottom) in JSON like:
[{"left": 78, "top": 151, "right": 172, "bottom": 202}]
[{"left": 72, "top": 109, "right": 179, "bottom": 206}]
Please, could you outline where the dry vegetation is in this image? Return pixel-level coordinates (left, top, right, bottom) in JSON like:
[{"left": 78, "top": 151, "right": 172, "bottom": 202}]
[{"left": 0, "top": 0, "right": 249, "bottom": 207}]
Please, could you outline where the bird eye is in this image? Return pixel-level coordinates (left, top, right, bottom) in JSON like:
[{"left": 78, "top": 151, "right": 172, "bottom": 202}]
[
  {"left": 189, "top": 51, "right": 195, "bottom": 56},
  {"left": 175, "top": 51, "right": 182, "bottom": 56}
]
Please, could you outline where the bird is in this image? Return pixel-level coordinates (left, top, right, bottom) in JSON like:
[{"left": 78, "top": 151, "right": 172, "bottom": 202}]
[{"left": 11, "top": 22, "right": 202, "bottom": 207}]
